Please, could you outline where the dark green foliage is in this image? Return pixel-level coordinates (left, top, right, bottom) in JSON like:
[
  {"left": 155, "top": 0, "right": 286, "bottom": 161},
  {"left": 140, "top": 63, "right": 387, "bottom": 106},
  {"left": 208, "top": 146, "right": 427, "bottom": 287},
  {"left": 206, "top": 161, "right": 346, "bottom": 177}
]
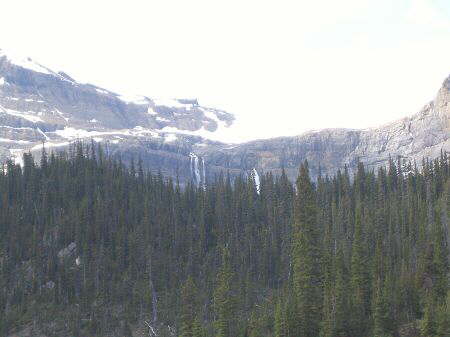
[
  {"left": 292, "top": 162, "right": 322, "bottom": 337},
  {"left": 179, "top": 276, "right": 199, "bottom": 337},
  {"left": 274, "top": 299, "right": 287, "bottom": 337},
  {"left": 213, "top": 248, "right": 234, "bottom": 337},
  {"left": 0, "top": 143, "right": 448, "bottom": 337}
]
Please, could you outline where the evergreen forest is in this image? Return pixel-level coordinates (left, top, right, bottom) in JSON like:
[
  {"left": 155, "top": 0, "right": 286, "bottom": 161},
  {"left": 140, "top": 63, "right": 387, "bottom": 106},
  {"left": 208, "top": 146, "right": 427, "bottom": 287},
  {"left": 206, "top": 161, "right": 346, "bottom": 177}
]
[{"left": 0, "top": 143, "right": 448, "bottom": 337}]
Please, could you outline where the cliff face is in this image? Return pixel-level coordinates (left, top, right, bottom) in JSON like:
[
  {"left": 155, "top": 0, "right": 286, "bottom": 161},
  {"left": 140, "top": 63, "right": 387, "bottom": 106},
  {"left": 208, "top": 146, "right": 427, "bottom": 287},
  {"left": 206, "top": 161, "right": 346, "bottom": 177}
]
[
  {"left": 0, "top": 49, "right": 448, "bottom": 184},
  {"left": 195, "top": 75, "right": 449, "bottom": 181}
]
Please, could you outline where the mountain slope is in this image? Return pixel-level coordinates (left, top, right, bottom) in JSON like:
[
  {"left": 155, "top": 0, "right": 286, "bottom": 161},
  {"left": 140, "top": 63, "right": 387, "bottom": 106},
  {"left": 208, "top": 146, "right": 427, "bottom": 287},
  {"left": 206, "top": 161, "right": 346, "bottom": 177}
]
[
  {"left": 0, "top": 49, "right": 233, "bottom": 166},
  {"left": 0, "top": 48, "right": 448, "bottom": 183}
]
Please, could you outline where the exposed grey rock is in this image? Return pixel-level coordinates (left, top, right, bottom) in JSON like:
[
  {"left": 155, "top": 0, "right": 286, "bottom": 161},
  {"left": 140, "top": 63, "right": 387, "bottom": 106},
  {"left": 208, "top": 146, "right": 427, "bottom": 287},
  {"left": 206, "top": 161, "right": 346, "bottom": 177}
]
[
  {"left": 44, "top": 280, "right": 55, "bottom": 290},
  {"left": 57, "top": 242, "right": 76, "bottom": 260},
  {"left": 0, "top": 48, "right": 448, "bottom": 183},
  {"left": 0, "top": 49, "right": 233, "bottom": 149},
  {"left": 196, "top": 75, "right": 449, "bottom": 181}
]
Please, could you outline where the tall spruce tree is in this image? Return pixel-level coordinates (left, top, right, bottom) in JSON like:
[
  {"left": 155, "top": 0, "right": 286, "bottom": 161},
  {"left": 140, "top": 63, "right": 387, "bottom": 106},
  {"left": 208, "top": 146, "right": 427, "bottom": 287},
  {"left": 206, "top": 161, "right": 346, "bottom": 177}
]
[
  {"left": 292, "top": 161, "right": 322, "bottom": 337},
  {"left": 350, "top": 204, "right": 370, "bottom": 336},
  {"left": 274, "top": 298, "right": 287, "bottom": 337},
  {"left": 179, "top": 276, "right": 199, "bottom": 337},
  {"left": 214, "top": 248, "right": 234, "bottom": 337}
]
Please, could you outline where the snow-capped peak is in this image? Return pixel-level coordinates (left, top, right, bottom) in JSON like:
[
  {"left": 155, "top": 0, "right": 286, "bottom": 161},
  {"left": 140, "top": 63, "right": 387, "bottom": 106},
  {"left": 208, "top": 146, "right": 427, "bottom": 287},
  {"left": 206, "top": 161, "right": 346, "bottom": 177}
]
[
  {"left": 0, "top": 48, "right": 56, "bottom": 75},
  {"left": 0, "top": 47, "right": 236, "bottom": 147}
]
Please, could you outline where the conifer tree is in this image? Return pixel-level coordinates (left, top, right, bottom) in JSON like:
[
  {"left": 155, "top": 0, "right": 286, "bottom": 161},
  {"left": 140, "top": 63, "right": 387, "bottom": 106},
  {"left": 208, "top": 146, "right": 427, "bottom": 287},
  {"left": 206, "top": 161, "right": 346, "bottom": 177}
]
[
  {"left": 191, "top": 317, "right": 205, "bottom": 337},
  {"left": 435, "top": 292, "right": 449, "bottom": 337},
  {"left": 274, "top": 298, "right": 287, "bottom": 337},
  {"left": 350, "top": 204, "right": 370, "bottom": 336},
  {"left": 334, "top": 247, "right": 350, "bottom": 337},
  {"left": 373, "top": 277, "right": 394, "bottom": 337},
  {"left": 214, "top": 248, "right": 234, "bottom": 337},
  {"left": 421, "top": 296, "right": 436, "bottom": 337},
  {"left": 320, "top": 214, "right": 335, "bottom": 337},
  {"left": 292, "top": 161, "right": 322, "bottom": 337},
  {"left": 179, "top": 276, "right": 198, "bottom": 337},
  {"left": 431, "top": 207, "right": 448, "bottom": 304}
]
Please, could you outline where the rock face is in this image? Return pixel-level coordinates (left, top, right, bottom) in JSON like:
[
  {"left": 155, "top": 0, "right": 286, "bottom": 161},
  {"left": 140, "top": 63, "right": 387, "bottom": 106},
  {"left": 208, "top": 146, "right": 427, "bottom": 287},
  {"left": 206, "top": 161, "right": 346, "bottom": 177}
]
[
  {"left": 200, "top": 76, "right": 449, "bottom": 181},
  {"left": 0, "top": 48, "right": 448, "bottom": 184},
  {"left": 0, "top": 50, "right": 233, "bottom": 132}
]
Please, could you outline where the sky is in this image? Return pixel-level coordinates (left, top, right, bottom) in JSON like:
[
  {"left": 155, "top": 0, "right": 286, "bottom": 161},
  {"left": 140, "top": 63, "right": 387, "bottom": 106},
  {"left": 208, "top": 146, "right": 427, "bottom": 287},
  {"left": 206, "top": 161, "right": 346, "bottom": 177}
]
[{"left": 1, "top": 0, "right": 449, "bottom": 142}]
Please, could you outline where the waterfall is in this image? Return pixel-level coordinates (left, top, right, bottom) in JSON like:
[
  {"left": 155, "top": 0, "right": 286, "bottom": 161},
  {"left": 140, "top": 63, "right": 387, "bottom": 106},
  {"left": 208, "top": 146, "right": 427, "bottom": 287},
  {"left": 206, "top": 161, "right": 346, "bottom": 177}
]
[
  {"left": 252, "top": 168, "right": 261, "bottom": 195},
  {"left": 201, "top": 157, "right": 206, "bottom": 189},
  {"left": 189, "top": 152, "right": 201, "bottom": 187}
]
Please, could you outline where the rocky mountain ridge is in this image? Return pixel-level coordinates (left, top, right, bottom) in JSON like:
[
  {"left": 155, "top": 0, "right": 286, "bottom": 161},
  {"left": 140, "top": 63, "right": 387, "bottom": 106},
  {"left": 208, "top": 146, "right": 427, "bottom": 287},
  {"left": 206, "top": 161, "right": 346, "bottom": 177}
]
[
  {"left": 0, "top": 49, "right": 233, "bottom": 164},
  {"left": 0, "top": 48, "right": 448, "bottom": 184},
  {"left": 200, "top": 75, "right": 449, "bottom": 181}
]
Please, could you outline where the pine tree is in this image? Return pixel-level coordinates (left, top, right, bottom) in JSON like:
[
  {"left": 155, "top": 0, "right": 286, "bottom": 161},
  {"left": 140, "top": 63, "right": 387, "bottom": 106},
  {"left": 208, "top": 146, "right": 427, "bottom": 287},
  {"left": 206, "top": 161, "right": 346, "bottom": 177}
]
[
  {"left": 122, "top": 320, "right": 133, "bottom": 337},
  {"left": 435, "top": 292, "right": 449, "bottom": 337},
  {"left": 421, "top": 296, "right": 436, "bottom": 337},
  {"left": 320, "top": 210, "right": 334, "bottom": 337},
  {"left": 179, "top": 276, "right": 198, "bottom": 337},
  {"left": 247, "top": 311, "right": 261, "bottom": 337},
  {"left": 350, "top": 204, "right": 370, "bottom": 336},
  {"left": 373, "top": 277, "right": 394, "bottom": 337},
  {"left": 274, "top": 298, "right": 287, "bottom": 337},
  {"left": 192, "top": 316, "right": 205, "bottom": 337},
  {"left": 292, "top": 161, "right": 322, "bottom": 337},
  {"left": 214, "top": 248, "right": 234, "bottom": 337},
  {"left": 431, "top": 206, "right": 448, "bottom": 304},
  {"left": 334, "top": 247, "right": 350, "bottom": 337}
]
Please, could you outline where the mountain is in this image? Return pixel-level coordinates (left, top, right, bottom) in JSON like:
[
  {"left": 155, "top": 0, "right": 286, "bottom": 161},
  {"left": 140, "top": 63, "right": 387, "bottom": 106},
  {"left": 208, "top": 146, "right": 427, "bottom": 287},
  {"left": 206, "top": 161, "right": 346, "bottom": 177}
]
[
  {"left": 0, "top": 48, "right": 448, "bottom": 183},
  {"left": 201, "top": 74, "right": 449, "bottom": 181},
  {"left": 0, "top": 50, "right": 449, "bottom": 337},
  {"left": 0, "top": 49, "right": 233, "bottom": 175}
]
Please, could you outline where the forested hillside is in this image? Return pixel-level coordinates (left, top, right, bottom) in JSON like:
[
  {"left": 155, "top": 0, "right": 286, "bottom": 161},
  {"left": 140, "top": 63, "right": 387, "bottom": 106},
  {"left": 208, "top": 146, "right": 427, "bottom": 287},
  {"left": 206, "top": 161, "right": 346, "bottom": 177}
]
[{"left": 0, "top": 143, "right": 448, "bottom": 337}]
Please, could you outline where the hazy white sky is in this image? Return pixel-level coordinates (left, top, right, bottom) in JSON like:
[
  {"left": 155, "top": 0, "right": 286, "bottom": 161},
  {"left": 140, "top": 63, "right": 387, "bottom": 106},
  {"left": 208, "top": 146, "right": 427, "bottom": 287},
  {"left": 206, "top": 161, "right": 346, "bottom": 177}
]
[{"left": 1, "top": 0, "right": 449, "bottom": 142}]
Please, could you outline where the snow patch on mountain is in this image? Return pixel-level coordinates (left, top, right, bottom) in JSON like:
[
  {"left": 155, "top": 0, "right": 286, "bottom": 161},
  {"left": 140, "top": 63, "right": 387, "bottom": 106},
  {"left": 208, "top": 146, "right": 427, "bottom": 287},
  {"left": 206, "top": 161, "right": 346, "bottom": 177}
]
[
  {"left": 147, "top": 107, "right": 158, "bottom": 115},
  {"left": 164, "top": 133, "right": 177, "bottom": 142},
  {"left": 1, "top": 106, "right": 44, "bottom": 123},
  {"left": 0, "top": 49, "right": 78, "bottom": 86},
  {"left": 0, "top": 138, "right": 32, "bottom": 144},
  {"left": 95, "top": 88, "right": 109, "bottom": 95},
  {"left": 31, "top": 141, "right": 71, "bottom": 151},
  {"left": 0, "top": 49, "right": 53, "bottom": 75},
  {"left": 49, "top": 126, "right": 169, "bottom": 143},
  {"left": 156, "top": 116, "right": 170, "bottom": 122},
  {"left": 200, "top": 107, "right": 228, "bottom": 129},
  {"left": 160, "top": 125, "right": 235, "bottom": 142},
  {"left": 153, "top": 98, "right": 192, "bottom": 109},
  {"left": 117, "top": 94, "right": 149, "bottom": 105}
]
